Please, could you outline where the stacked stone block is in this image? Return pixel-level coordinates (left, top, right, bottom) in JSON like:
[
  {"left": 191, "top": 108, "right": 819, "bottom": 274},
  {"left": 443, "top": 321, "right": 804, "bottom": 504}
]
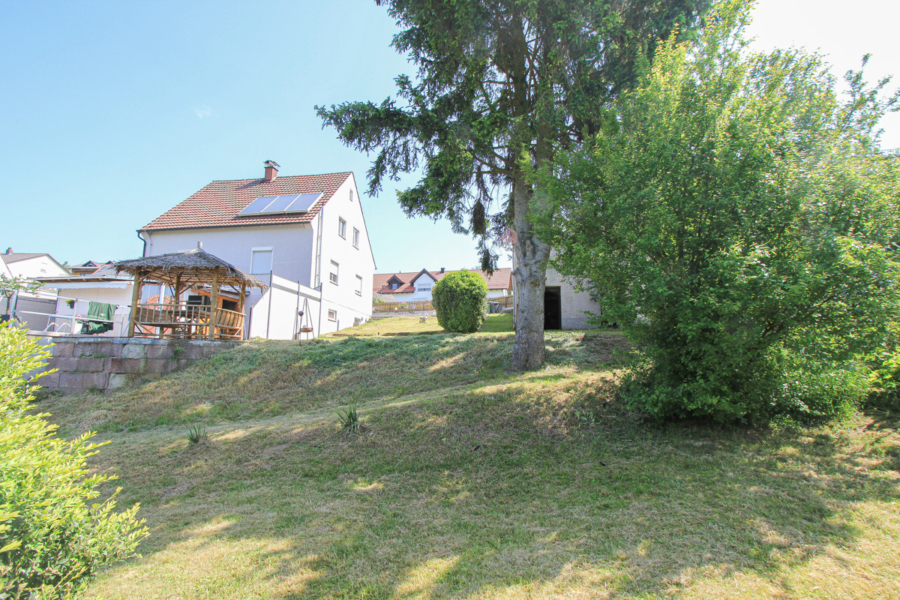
[{"left": 33, "top": 335, "right": 239, "bottom": 395}]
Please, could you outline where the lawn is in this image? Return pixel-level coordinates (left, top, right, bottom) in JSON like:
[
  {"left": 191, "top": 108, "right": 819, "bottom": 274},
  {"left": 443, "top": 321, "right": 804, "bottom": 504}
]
[
  {"left": 327, "top": 313, "right": 515, "bottom": 337},
  {"left": 37, "top": 332, "right": 900, "bottom": 599}
]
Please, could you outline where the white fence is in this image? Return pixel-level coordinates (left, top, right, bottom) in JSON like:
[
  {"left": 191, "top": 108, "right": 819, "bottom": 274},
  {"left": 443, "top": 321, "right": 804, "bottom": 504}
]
[{"left": 248, "top": 274, "right": 322, "bottom": 340}]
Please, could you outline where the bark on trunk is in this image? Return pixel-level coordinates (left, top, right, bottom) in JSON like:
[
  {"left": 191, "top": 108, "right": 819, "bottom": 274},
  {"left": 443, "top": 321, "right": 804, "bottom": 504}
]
[{"left": 510, "top": 174, "right": 552, "bottom": 371}]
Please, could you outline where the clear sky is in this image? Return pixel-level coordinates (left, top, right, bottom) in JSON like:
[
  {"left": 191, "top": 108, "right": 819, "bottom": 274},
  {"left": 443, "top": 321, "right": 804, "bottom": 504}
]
[{"left": 1, "top": 0, "right": 897, "bottom": 272}]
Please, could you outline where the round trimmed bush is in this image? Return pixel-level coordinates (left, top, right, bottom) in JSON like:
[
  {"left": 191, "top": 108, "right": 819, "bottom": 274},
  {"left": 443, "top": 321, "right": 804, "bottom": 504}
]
[{"left": 432, "top": 271, "right": 488, "bottom": 333}]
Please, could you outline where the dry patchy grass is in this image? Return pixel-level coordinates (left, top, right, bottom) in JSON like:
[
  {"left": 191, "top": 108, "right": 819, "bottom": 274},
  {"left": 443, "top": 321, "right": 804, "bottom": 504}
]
[{"left": 35, "top": 332, "right": 900, "bottom": 599}]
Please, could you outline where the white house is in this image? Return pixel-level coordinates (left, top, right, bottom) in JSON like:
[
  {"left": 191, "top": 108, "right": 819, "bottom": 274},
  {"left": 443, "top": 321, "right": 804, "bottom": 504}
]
[
  {"left": 138, "top": 162, "right": 376, "bottom": 338},
  {"left": 1, "top": 250, "right": 68, "bottom": 280},
  {"left": 373, "top": 268, "right": 513, "bottom": 302},
  {"left": 1, "top": 250, "right": 68, "bottom": 331}
]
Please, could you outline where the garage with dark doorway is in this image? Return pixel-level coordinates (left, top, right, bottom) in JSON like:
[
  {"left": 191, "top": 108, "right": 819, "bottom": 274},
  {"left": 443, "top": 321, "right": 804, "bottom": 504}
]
[{"left": 544, "top": 286, "right": 562, "bottom": 330}]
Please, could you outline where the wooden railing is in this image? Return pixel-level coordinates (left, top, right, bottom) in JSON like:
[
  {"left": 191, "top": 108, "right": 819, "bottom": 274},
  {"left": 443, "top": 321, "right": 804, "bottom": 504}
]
[
  {"left": 131, "top": 302, "right": 244, "bottom": 340},
  {"left": 372, "top": 301, "right": 435, "bottom": 314},
  {"left": 372, "top": 295, "right": 512, "bottom": 314}
]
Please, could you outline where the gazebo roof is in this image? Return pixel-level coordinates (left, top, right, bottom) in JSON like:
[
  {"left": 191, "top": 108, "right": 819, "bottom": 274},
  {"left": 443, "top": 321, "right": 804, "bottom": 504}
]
[{"left": 115, "top": 248, "right": 268, "bottom": 290}]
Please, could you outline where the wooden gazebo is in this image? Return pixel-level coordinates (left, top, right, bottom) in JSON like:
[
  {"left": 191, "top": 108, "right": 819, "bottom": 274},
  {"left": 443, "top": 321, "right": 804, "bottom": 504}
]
[{"left": 115, "top": 248, "right": 267, "bottom": 340}]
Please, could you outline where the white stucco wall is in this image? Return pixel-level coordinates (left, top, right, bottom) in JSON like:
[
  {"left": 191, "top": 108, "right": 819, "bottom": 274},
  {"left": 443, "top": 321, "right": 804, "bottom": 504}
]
[
  {"left": 143, "top": 223, "right": 317, "bottom": 286},
  {"left": 313, "top": 175, "right": 376, "bottom": 334},
  {"left": 544, "top": 268, "right": 602, "bottom": 330}
]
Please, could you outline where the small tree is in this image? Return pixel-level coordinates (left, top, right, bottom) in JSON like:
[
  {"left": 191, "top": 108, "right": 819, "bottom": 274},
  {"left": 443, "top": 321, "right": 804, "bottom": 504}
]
[
  {"left": 0, "top": 275, "right": 43, "bottom": 319},
  {"left": 541, "top": 0, "right": 900, "bottom": 423},
  {"left": 432, "top": 271, "right": 488, "bottom": 333},
  {"left": 0, "top": 322, "right": 149, "bottom": 597}
]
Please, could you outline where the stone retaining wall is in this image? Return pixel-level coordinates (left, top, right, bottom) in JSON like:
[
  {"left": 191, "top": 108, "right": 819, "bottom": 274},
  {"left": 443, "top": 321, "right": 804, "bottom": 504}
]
[{"left": 30, "top": 334, "right": 240, "bottom": 395}]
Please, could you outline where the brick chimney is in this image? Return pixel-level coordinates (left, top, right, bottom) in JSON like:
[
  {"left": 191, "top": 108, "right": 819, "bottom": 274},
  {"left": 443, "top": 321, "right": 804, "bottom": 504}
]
[
  {"left": 264, "top": 160, "right": 280, "bottom": 182},
  {"left": 440, "top": 267, "right": 445, "bottom": 273}
]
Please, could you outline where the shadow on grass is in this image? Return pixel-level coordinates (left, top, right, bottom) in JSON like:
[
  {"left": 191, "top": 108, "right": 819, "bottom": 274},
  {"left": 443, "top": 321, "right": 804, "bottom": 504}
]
[
  {"left": 87, "top": 382, "right": 900, "bottom": 599},
  {"left": 40, "top": 332, "right": 631, "bottom": 437}
]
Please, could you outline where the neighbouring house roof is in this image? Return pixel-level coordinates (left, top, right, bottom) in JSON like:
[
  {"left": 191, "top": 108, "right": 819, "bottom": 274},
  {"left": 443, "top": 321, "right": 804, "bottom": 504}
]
[
  {"left": 115, "top": 248, "right": 268, "bottom": 290},
  {"left": 141, "top": 172, "right": 353, "bottom": 232},
  {"left": 373, "top": 267, "right": 513, "bottom": 295},
  {"left": 38, "top": 264, "right": 132, "bottom": 286},
  {"left": 2, "top": 253, "right": 51, "bottom": 265}
]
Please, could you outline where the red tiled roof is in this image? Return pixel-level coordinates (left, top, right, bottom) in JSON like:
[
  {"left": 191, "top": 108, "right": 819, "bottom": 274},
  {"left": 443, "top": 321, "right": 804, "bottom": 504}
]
[
  {"left": 141, "top": 172, "right": 353, "bottom": 231},
  {"left": 373, "top": 268, "right": 512, "bottom": 295}
]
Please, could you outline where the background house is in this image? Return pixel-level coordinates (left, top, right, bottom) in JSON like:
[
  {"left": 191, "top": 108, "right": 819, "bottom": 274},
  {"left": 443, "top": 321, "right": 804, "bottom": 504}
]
[
  {"left": 1, "top": 249, "right": 68, "bottom": 331},
  {"left": 373, "top": 268, "right": 512, "bottom": 302},
  {"left": 37, "top": 263, "right": 134, "bottom": 336},
  {"left": 138, "top": 162, "right": 376, "bottom": 338}
]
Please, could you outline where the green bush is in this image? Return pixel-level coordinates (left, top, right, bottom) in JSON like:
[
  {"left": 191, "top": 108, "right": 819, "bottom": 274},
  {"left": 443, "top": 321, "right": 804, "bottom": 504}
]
[
  {"left": 0, "top": 322, "right": 149, "bottom": 598},
  {"left": 541, "top": 3, "right": 900, "bottom": 424},
  {"left": 432, "top": 271, "right": 488, "bottom": 333}
]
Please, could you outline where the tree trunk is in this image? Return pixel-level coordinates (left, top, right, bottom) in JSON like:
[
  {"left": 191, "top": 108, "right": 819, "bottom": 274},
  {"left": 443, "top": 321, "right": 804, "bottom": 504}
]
[{"left": 510, "top": 174, "right": 552, "bottom": 371}]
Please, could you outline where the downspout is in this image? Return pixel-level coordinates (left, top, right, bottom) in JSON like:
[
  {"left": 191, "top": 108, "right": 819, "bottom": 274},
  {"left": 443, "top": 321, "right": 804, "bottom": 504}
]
[
  {"left": 137, "top": 230, "right": 147, "bottom": 257},
  {"left": 316, "top": 208, "right": 325, "bottom": 336}
]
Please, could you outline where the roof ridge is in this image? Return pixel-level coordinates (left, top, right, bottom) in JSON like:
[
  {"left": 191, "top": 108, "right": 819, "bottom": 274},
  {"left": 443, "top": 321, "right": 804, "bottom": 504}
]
[{"left": 206, "top": 171, "right": 354, "bottom": 184}]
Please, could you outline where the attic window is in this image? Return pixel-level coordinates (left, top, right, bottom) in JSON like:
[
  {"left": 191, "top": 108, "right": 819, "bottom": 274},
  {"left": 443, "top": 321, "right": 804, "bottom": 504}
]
[{"left": 391, "top": 283, "right": 398, "bottom": 289}]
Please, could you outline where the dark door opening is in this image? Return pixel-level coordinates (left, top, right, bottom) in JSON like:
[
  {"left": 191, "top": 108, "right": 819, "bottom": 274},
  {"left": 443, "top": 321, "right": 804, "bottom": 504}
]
[{"left": 544, "top": 286, "right": 562, "bottom": 330}]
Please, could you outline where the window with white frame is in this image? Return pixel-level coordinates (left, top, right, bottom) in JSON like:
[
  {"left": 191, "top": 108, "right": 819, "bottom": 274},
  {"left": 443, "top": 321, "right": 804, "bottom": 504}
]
[
  {"left": 352, "top": 227, "right": 360, "bottom": 248},
  {"left": 250, "top": 248, "right": 273, "bottom": 274},
  {"left": 338, "top": 217, "right": 347, "bottom": 239},
  {"left": 327, "top": 309, "right": 337, "bottom": 321},
  {"left": 329, "top": 260, "right": 339, "bottom": 285},
  {"left": 355, "top": 275, "right": 363, "bottom": 296},
  {"left": 417, "top": 286, "right": 431, "bottom": 292}
]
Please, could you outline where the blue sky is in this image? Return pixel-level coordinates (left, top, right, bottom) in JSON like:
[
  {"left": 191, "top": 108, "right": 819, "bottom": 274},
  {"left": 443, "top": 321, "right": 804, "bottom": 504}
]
[{"left": 1, "top": 0, "right": 897, "bottom": 272}]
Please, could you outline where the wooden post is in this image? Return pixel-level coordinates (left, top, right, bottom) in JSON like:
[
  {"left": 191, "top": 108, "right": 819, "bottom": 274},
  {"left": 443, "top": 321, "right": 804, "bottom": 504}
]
[
  {"left": 208, "top": 271, "right": 219, "bottom": 340},
  {"left": 238, "top": 282, "right": 247, "bottom": 340},
  {"left": 173, "top": 273, "right": 182, "bottom": 306},
  {"left": 127, "top": 271, "right": 143, "bottom": 338}
]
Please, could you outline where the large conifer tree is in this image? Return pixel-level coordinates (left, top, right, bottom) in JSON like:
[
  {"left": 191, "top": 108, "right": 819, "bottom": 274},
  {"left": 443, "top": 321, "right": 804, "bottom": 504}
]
[{"left": 317, "top": 0, "right": 709, "bottom": 369}]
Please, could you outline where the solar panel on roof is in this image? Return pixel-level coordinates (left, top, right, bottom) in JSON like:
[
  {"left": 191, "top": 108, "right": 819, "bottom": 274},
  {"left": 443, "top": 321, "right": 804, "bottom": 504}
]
[
  {"left": 260, "top": 194, "right": 300, "bottom": 213},
  {"left": 237, "top": 192, "right": 324, "bottom": 217},
  {"left": 238, "top": 196, "right": 278, "bottom": 216},
  {"left": 283, "top": 192, "right": 323, "bottom": 213}
]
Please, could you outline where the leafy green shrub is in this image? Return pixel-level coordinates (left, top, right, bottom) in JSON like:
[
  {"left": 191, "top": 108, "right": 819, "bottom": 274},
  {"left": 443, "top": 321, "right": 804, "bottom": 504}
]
[
  {"left": 541, "top": 2, "right": 900, "bottom": 424},
  {"left": 0, "top": 322, "right": 149, "bottom": 597},
  {"left": 432, "top": 271, "right": 488, "bottom": 333}
]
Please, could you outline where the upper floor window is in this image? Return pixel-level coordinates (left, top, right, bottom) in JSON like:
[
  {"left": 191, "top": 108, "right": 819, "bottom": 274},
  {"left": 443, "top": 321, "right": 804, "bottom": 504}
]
[
  {"left": 390, "top": 283, "right": 398, "bottom": 290},
  {"left": 329, "top": 260, "right": 339, "bottom": 285},
  {"left": 251, "top": 248, "right": 273, "bottom": 274},
  {"left": 352, "top": 228, "right": 360, "bottom": 248},
  {"left": 417, "top": 286, "right": 431, "bottom": 292},
  {"left": 356, "top": 275, "right": 363, "bottom": 296},
  {"left": 338, "top": 218, "right": 347, "bottom": 239},
  {"left": 350, "top": 190, "right": 355, "bottom": 203}
]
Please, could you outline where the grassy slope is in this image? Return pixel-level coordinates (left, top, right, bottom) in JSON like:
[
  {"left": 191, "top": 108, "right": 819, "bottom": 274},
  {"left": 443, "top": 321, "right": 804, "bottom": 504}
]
[{"left": 38, "top": 332, "right": 900, "bottom": 600}]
